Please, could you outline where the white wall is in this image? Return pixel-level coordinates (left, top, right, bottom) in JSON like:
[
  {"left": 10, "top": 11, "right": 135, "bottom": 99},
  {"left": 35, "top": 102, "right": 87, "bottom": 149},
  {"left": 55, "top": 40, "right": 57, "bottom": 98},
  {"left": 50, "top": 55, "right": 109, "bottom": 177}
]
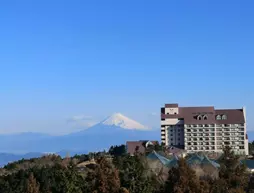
[
  {"left": 165, "top": 108, "right": 179, "bottom": 115},
  {"left": 161, "top": 119, "right": 184, "bottom": 125}
]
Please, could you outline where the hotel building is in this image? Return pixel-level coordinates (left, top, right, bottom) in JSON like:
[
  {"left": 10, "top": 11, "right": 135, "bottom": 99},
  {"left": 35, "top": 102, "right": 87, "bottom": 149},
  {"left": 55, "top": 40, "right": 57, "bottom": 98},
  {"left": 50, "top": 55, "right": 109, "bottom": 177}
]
[{"left": 161, "top": 104, "right": 249, "bottom": 155}]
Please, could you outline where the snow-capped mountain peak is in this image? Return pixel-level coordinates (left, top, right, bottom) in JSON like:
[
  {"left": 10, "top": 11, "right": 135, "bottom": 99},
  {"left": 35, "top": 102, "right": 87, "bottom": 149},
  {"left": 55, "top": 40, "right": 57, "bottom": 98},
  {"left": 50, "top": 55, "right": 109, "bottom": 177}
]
[{"left": 100, "top": 113, "right": 148, "bottom": 130}]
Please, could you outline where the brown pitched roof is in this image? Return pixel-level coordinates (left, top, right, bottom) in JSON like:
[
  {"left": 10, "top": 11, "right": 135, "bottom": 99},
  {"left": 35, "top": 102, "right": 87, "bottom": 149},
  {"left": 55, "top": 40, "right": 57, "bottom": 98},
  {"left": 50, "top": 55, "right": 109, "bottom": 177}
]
[
  {"left": 126, "top": 141, "right": 158, "bottom": 155},
  {"left": 180, "top": 107, "right": 216, "bottom": 124},
  {"left": 215, "top": 109, "right": 245, "bottom": 124},
  {"left": 126, "top": 141, "right": 146, "bottom": 155},
  {"left": 161, "top": 105, "right": 245, "bottom": 124}
]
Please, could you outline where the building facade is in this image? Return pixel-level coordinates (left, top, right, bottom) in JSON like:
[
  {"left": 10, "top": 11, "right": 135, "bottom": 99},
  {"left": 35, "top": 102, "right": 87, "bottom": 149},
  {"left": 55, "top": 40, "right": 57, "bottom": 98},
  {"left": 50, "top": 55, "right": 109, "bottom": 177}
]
[{"left": 161, "top": 104, "right": 249, "bottom": 155}]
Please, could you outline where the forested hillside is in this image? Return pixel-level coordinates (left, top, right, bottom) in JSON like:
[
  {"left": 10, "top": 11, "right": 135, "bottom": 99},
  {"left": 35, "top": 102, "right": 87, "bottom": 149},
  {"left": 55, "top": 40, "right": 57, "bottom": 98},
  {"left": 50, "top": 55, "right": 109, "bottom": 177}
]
[{"left": 0, "top": 145, "right": 253, "bottom": 193}]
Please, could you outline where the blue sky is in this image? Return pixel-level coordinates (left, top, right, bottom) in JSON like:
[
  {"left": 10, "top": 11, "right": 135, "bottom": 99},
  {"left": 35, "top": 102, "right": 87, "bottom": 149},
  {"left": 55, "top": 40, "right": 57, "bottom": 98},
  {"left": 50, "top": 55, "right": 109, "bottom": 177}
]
[{"left": 0, "top": 0, "right": 254, "bottom": 134}]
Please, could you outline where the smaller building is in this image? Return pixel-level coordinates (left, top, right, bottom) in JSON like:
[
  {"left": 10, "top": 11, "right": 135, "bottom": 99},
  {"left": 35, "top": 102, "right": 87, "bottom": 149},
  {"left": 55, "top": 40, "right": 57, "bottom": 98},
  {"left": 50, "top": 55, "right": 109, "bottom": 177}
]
[{"left": 126, "top": 140, "right": 159, "bottom": 155}]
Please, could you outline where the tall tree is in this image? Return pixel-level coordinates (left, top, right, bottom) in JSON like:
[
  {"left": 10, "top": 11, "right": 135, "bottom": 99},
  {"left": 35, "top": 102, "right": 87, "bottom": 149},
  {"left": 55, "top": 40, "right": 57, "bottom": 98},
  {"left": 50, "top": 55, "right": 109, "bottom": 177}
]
[
  {"left": 26, "top": 173, "right": 40, "bottom": 193},
  {"left": 249, "top": 141, "right": 254, "bottom": 156},
  {"left": 87, "top": 157, "right": 121, "bottom": 193},
  {"left": 212, "top": 146, "right": 248, "bottom": 193},
  {"left": 109, "top": 145, "right": 127, "bottom": 157},
  {"left": 164, "top": 158, "right": 209, "bottom": 193},
  {"left": 116, "top": 154, "right": 156, "bottom": 193}
]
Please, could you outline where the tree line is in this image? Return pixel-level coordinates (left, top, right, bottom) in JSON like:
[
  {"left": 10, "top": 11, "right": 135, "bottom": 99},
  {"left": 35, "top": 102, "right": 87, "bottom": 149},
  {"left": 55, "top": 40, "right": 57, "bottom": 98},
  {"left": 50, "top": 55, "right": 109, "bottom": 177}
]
[{"left": 0, "top": 145, "right": 253, "bottom": 193}]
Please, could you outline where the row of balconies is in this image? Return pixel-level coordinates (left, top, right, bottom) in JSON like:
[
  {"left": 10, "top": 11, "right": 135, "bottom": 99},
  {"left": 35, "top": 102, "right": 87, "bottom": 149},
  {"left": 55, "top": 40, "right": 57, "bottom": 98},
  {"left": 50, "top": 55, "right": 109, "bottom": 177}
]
[
  {"left": 216, "top": 133, "right": 245, "bottom": 137},
  {"left": 186, "top": 146, "right": 245, "bottom": 151},
  {"left": 185, "top": 133, "right": 215, "bottom": 137},
  {"left": 185, "top": 124, "right": 244, "bottom": 128},
  {"left": 186, "top": 147, "right": 215, "bottom": 151},
  {"left": 216, "top": 124, "right": 244, "bottom": 128},
  {"left": 217, "top": 142, "right": 245, "bottom": 146},
  {"left": 216, "top": 128, "right": 245, "bottom": 132},
  {"left": 164, "top": 131, "right": 244, "bottom": 137},
  {"left": 185, "top": 137, "right": 215, "bottom": 141},
  {"left": 217, "top": 146, "right": 245, "bottom": 150},
  {"left": 216, "top": 137, "right": 245, "bottom": 141},
  {"left": 186, "top": 129, "right": 215, "bottom": 132},
  {"left": 186, "top": 124, "right": 214, "bottom": 128},
  {"left": 185, "top": 129, "right": 244, "bottom": 133},
  {"left": 219, "top": 128, "right": 245, "bottom": 132},
  {"left": 186, "top": 142, "right": 215, "bottom": 146}
]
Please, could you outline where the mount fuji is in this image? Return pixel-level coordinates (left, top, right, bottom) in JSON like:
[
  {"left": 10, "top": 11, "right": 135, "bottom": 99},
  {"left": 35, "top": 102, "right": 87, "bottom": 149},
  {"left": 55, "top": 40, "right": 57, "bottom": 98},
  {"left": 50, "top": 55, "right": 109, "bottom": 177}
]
[
  {"left": 0, "top": 113, "right": 160, "bottom": 155},
  {"left": 100, "top": 113, "right": 148, "bottom": 130},
  {"left": 75, "top": 113, "right": 150, "bottom": 136}
]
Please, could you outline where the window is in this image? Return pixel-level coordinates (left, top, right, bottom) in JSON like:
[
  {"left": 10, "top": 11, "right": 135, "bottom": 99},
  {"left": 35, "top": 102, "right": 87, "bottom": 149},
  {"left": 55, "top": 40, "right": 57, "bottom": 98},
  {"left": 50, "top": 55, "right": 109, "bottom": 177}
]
[
  {"left": 216, "top": 115, "right": 222, "bottom": 120},
  {"left": 197, "top": 115, "right": 202, "bottom": 120},
  {"left": 203, "top": 115, "right": 208, "bottom": 120},
  {"left": 178, "top": 138, "right": 180, "bottom": 141},
  {"left": 174, "top": 112, "right": 177, "bottom": 115},
  {"left": 222, "top": 114, "right": 227, "bottom": 120}
]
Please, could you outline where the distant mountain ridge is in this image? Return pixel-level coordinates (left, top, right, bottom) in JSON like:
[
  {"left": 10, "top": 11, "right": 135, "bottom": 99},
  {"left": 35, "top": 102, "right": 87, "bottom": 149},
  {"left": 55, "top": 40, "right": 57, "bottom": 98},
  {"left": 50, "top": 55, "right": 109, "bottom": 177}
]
[
  {"left": 0, "top": 150, "right": 88, "bottom": 167},
  {"left": 0, "top": 113, "right": 159, "bottom": 159}
]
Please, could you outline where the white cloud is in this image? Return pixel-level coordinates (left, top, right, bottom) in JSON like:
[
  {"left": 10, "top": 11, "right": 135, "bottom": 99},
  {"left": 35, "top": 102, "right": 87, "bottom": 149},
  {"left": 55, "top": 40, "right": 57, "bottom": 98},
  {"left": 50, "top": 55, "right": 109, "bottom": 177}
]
[
  {"left": 149, "top": 112, "right": 158, "bottom": 116},
  {"left": 68, "top": 115, "right": 93, "bottom": 122},
  {"left": 67, "top": 115, "right": 98, "bottom": 128}
]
